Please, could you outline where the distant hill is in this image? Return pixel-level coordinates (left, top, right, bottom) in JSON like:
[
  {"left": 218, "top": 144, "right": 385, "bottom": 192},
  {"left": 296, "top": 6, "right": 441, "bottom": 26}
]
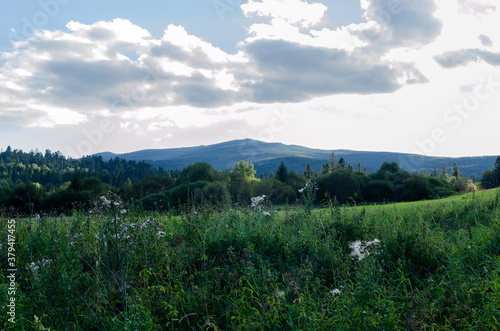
[{"left": 95, "top": 139, "right": 498, "bottom": 178}]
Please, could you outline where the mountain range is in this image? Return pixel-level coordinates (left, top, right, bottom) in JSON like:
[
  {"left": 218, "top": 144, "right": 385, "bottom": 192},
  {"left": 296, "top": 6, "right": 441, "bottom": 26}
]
[{"left": 96, "top": 139, "right": 497, "bottom": 178}]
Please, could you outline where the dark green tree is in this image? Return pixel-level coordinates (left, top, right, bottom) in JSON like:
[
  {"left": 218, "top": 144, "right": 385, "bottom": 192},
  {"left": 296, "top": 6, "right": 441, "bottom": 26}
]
[
  {"left": 494, "top": 156, "right": 500, "bottom": 187},
  {"left": 303, "top": 163, "right": 313, "bottom": 179},
  {"left": 276, "top": 161, "right": 288, "bottom": 183},
  {"left": 338, "top": 157, "right": 346, "bottom": 169},
  {"left": 321, "top": 163, "right": 330, "bottom": 175},
  {"left": 451, "top": 163, "right": 461, "bottom": 178},
  {"left": 433, "top": 166, "right": 438, "bottom": 178},
  {"left": 70, "top": 173, "right": 82, "bottom": 191}
]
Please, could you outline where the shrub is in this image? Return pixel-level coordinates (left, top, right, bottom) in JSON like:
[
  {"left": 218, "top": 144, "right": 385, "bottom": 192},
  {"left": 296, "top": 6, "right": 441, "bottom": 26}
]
[
  {"left": 252, "top": 179, "right": 296, "bottom": 205},
  {"left": 363, "top": 180, "right": 394, "bottom": 202},
  {"left": 316, "top": 169, "right": 364, "bottom": 204}
]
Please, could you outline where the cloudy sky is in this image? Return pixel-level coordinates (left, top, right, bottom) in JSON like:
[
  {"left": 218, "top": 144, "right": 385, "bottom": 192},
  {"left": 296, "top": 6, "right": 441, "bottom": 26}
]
[{"left": 0, "top": 0, "right": 499, "bottom": 158}]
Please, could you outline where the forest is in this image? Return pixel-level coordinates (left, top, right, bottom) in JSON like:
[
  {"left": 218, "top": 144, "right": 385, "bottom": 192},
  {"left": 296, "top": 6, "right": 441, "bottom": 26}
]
[{"left": 1, "top": 146, "right": 499, "bottom": 214}]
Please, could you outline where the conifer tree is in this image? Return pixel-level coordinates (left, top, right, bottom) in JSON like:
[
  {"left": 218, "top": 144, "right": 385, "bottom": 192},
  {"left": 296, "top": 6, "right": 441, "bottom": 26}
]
[
  {"left": 276, "top": 162, "right": 288, "bottom": 183},
  {"left": 338, "top": 157, "right": 346, "bottom": 169},
  {"left": 303, "top": 163, "right": 313, "bottom": 179},
  {"left": 440, "top": 166, "right": 448, "bottom": 180},
  {"left": 329, "top": 152, "right": 337, "bottom": 169},
  {"left": 451, "top": 163, "right": 461, "bottom": 178},
  {"left": 321, "top": 163, "right": 330, "bottom": 175}
]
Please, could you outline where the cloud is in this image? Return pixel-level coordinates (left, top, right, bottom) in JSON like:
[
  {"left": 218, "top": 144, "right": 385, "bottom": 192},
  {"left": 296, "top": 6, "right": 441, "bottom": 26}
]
[
  {"left": 356, "top": 0, "right": 442, "bottom": 47},
  {"left": 457, "top": 0, "right": 496, "bottom": 16},
  {"left": 479, "top": 34, "right": 493, "bottom": 46},
  {"left": 241, "top": 0, "right": 327, "bottom": 28},
  {"left": 5, "top": 0, "right": 498, "bottom": 133},
  {"left": 241, "top": 39, "right": 427, "bottom": 102},
  {"left": 434, "top": 49, "right": 500, "bottom": 68}
]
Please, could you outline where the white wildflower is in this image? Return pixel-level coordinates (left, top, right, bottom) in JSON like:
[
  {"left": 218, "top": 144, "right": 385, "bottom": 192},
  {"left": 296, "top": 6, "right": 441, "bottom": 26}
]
[
  {"left": 158, "top": 231, "right": 166, "bottom": 238},
  {"left": 100, "top": 196, "right": 111, "bottom": 207},
  {"left": 120, "top": 209, "right": 127, "bottom": 214},
  {"left": 275, "top": 290, "right": 285, "bottom": 298},
  {"left": 349, "top": 239, "right": 381, "bottom": 261},
  {"left": 251, "top": 195, "right": 266, "bottom": 208},
  {"left": 27, "top": 262, "right": 39, "bottom": 271},
  {"left": 263, "top": 212, "right": 271, "bottom": 217},
  {"left": 330, "top": 289, "right": 341, "bottom": 297}
]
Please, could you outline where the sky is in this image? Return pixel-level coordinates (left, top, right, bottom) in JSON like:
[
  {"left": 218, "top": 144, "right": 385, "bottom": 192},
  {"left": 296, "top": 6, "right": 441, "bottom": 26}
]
[{"left": 0, "top": 0, "right": 499, "bottom": 158}]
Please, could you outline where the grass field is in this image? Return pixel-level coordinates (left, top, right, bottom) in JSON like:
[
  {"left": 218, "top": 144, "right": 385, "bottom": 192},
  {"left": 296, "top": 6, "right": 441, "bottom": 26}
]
[{"left": 1, "top": 189, "right": 500, "bottom": 330}]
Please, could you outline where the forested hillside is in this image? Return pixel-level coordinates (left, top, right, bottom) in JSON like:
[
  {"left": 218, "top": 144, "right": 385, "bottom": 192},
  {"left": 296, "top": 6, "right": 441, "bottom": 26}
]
[
  {"left": 0, "top": 146, "right": 166, "bottom": 190},
  {"left": 1, "top": 146, "right": 499, "bottom": 214}
]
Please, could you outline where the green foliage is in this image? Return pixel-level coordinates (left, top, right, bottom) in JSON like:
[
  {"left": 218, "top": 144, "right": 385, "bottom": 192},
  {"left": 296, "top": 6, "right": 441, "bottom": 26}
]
[
  {"left": 276, "top": 161, "right": 288, "bottom": 183},
  {"left": 176, "top": 162, "right": 217, "bottom": 185},
  {"left": 316, "top": 169, "right": 364, "bottom": 204},
  {"left": 401, "top": 176, "right": 430, "bottom": 201},
  {"left": 229, "top": 161, "right": 258, "bottom": 203},
  {"left": 0, "top": 147, "right": 165, "bottom": 190},
  {"left": 194, "top": 181, "right": 231, "bottom": 207},
  {"left": 363, "top": 179, "right": 394, "bottom": 202},
  {"left": 252, "top": 179, "right": 296, "bottom": 205},
  {"left": 142, "top": 181, "right": 210, "bottom": 211},
  {"left": 481, "top": 156, "right": 500, "bottom": 189}
]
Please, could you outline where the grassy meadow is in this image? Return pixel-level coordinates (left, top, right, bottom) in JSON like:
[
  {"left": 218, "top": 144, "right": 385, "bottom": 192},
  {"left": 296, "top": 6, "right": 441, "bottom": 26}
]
[{"left": 2, "top": 189, "right": 500, "bottom": 330}]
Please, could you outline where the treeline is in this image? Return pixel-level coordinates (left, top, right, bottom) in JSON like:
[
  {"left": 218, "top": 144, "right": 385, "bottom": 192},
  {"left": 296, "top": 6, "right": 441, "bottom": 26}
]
[
  {"left": 480, "top": 156, "right": 500, "bottom": 189},
  {"left": 0, "top": 146, "right": 166, "bottom": 189},
  {"left": 1, "top": 148, "right": 498, "bottom": 214}
]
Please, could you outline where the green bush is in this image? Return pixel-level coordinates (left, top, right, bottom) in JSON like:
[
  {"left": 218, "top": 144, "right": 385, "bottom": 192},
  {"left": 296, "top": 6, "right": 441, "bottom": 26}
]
[
  {"left": 316, "top": 169, "right": 364, "bottom": 204},
  {"left": 252, "top": 179, "right": 296, "bottom": 205}
]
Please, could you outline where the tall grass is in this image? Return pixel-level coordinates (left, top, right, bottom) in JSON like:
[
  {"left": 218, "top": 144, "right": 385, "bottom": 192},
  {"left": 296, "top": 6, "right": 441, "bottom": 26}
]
[{"left": 1, "top": 189, "right": 500, "bottom": 329}]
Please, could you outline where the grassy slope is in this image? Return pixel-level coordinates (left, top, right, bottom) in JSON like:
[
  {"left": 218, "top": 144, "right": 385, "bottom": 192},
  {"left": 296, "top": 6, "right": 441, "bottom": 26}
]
[{"left": 2, "top": 189, "right": 500, "bottom": 329}]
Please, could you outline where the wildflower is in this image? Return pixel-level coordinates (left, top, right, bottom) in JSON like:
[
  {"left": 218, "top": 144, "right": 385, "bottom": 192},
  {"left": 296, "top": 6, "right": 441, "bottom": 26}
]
[
  {"left": 120, "top": 209, "right": 127, "bottom": 214},
  {"left": 27, "top": 262, "right": 39, "bottom": 271},
  {"left": 275, "top": 290, "right": 285, "bottom": 298},
  {"left": 251, "top": 195, "right": 266, "bottom": 208},
  {"left": 100, "top": 196, "right": 111, "bottom": 207},
  {"left": 330, "top": 289, "right": 341, "bottom": 297},
  {"left": 263, "top": 211, "right": 271, "bottom": 217},
  {"left": 158, "top": 231, "right": 166, "bottom": 238},
  {"left": 349, "top": 239, "right": 381, "bottom": 261}
]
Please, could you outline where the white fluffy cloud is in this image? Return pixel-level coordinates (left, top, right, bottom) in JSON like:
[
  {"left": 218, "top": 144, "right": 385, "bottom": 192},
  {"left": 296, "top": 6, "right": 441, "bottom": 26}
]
[{"left": 1, "top": 0, "right": 500, "bottom": 157}]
